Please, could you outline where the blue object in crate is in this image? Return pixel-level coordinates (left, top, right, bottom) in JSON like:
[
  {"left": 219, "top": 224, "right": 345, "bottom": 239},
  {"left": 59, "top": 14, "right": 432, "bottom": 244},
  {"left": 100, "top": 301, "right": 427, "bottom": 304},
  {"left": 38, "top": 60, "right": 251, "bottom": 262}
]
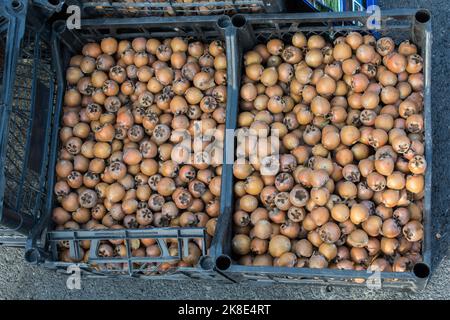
[
  {"left": 345, "top": 0, "right": 379, "bottom": 11},
  {"left": 301, "top": 0, "right": 378, "bottom": 12}
]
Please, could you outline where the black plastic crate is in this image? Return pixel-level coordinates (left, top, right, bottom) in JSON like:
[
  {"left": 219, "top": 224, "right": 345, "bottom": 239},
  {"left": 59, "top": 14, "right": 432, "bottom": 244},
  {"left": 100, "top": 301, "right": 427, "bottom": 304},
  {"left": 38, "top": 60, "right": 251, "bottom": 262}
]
[
  {"left": 66, "top": 0, "right": 286, "bottom": 17},
  {"left": 24, "top": 14, "right": 239, "bottom": 281},
  {"left": 211, "top": 9, "right": 433, "bottom": 291},
  {"left": 0, "top": 0, "right": 54, "bottom": 246}
]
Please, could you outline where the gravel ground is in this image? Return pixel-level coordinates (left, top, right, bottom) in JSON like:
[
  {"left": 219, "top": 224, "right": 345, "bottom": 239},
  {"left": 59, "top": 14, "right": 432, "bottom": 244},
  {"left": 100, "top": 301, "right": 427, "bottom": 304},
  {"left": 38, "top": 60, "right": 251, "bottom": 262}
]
[
  {"left": 0, "top": 0, "right": 448, "bottom": 300},
  {"left": 0, "top": 246, "right": 448, "bottom": 299}
]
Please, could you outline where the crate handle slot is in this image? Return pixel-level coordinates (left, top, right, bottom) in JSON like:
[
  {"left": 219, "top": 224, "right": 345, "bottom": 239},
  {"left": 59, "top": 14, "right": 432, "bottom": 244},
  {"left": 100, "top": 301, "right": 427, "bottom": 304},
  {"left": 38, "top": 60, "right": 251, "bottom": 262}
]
[
  {"left": 199, "top": 256, "right": 215, "bottom": 271},
  {"left": 412, "top": 262, "right": 431, "bottom": 291},
  {"left": 231, "top": 14, "right": 246, "bottom": 28},
  {"left": 217, "top": 15, "right": 232, "bottom": 29},
  {"left": 415, "top": 9, "right": 431, "bottom": 24},
  {"left": 413, "top": 262, "right": 430, "bottom": 279},
  {"left": 215, "top": 254, "right": 232, "bottom": 271},
  {"left": 232, "top": 14, "right": 256, "bottom": 50}
]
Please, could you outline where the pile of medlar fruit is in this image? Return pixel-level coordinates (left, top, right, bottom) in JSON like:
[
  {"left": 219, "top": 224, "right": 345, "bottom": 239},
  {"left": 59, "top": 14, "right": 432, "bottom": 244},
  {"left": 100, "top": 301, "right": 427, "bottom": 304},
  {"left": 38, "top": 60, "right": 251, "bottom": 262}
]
[
  {"left": 54, "top": 36, "right": 226, "bottom": 271},
  {"left": 232, "top": 32, "right": 425, "bottom": 273}
]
